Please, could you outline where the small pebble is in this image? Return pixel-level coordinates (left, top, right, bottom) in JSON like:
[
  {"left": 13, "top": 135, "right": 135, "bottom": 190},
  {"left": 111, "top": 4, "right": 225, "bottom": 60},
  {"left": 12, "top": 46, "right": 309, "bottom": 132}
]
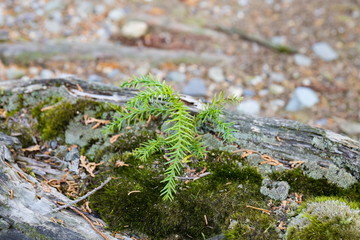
[
  {"left": 228, "top": 87, "right": 243, "bottom": 98},
  {"left": 49, "top": 140, "right": 58, "bottom": 150},
  {"left": 237, "top": 99, "right": 261, "bottom": 115},
  {"left": 248, "top": 76, "right": 263, "bottom": 85},
  {"left": 40, "top": 69, "right": 54, "bottom": 78},
  {"left": 166, "top": 71, "right": 186, "bottom": 83},
  {"left": 312, "top": 42, "right": 338, "bottom": 61},
  {"left": 208, "top": 66, "right": 225, "bottom": 82},
  {"left": 294, "top": 54, "right": 312, "bottom": 67},
  {"left": 44, "top": 20, "right": 62, "bottom": 34},
  {"left": 268, "top": 99, "right": 285, "bottom": 112},
  {"left": 286, "top": 87, "right": 319, "bottom": 111},
  {"left": 271, "top": 36, "right": 286, "bottom": 45},
  {"left": 6, "top": 67, "right": 25, "bottom": 80},
  {"left": 0, "top": 29, "right": 10, "bottom": 41},
  {"left": 269, "top": 72, "right": 285, "bottom": 82},
  {"left": 243, "top": 89, "right": 256, "bottom": 97},
  {"left": 269, "top": 84, "right": 285, "bottom": 95},
  {"left": 121, "top": 21, "right": 148, "bottom": 39},
  {"left": 182, "top": 78, "right": 207, "bottom": 96},
  {"left": 88, "top": 74, "right": 103, "bottom": 83},
  {"left": 108, "top": 8, "right": 126, "bottom": 21}
]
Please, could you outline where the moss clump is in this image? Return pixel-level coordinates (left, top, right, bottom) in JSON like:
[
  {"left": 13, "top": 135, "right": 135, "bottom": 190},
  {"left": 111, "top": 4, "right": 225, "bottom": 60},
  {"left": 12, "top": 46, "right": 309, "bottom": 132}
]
[
  {"left": 270, "top": 168, "right": 360, "bottom": 202},
  {"left": 31, "top": 99, "right": 104, "bottom": 140},
  {"left": 225, "top": 210, "right": 278, "bottom": 240},
  {"left": 285, "top": 197, "right": 360, "bottom": 240},
  {"left": 90, "top": 147, "right": 275, "bottom": 239}
]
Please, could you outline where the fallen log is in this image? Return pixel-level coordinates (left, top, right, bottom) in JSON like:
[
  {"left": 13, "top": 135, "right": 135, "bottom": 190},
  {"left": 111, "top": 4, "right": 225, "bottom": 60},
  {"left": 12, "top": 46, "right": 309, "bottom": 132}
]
[
  {"left": 0, "top": 77, "right": 359, "bottom": 239},
  {"left": 1, "top": 77, "right": 358, "bottom": 178},
  {"left": 0, "top": 41, "right": 235, "bottom": 66}
]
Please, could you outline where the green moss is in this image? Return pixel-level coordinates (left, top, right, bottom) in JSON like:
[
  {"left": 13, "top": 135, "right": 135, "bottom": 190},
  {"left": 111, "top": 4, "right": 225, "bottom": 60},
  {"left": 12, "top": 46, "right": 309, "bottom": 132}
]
[
  {"left": 286, "top": 198, "right": 360, "bottom": 240},
  {"left": 31, "top": 99, "right": 104, "bottom": 140},
  {"left": 270, "top": 168, "right": 360, "bottom": 202},
  {"left": 3, "top": 93, "right": 25, "bottom": 116},
  {"left": 89, "top": 145, "right": 274, "bottom": 239},
  {"left": 225, "top": 210, "right": 278, "bottom": 240}
]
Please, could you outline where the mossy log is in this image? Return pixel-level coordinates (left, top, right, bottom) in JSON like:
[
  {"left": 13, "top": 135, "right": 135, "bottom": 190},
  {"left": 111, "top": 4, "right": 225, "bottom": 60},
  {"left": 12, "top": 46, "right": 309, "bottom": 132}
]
[
  {"left": 0, "top": 135, "right": 117, "bottom": 239},
  {"left": 0, "top": 77, "right": 360, "bottom": 239},
  {"left": 1, "top": 77, "right": 359, "bottom": 178}
]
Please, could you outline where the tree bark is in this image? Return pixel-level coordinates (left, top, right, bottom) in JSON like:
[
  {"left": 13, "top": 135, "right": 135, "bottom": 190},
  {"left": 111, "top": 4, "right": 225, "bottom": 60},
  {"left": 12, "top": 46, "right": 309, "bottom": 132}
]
[
  {"left": 1, "top": 77, "right": 358, "bottom": 177},
  {"left": 0, "top": 77, "right": 359, "bottom": 239}
]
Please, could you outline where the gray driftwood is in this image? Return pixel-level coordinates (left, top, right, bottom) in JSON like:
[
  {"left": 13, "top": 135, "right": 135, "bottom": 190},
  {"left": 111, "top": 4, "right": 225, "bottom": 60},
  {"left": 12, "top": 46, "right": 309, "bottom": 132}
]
[
  {"left": 1, "top": 77, "right": 359, "bottom": 178},
  {"left": 0, "top": 41, "right": 234, "bottom": 66},
  {"left": 0, "top": 77, "right": 359, "bottom": 239}
]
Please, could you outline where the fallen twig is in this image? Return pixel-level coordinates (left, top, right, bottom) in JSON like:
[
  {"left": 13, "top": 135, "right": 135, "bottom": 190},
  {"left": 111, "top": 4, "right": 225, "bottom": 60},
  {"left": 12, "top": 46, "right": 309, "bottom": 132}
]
[
  {"left": 212, "top": 25, "right": 298, "bottom": 54},
  {"left": 246, "top": 205, "right": 271, "bottom": 215},
  {"left": 69, "top": 206, "right": 110, "bottom": 240},
  {"left": 51, "top": 176, "right": 112, "bottom": 213},
  {"left": 177, "top": 172, "right": 211, "bottom": 180}
]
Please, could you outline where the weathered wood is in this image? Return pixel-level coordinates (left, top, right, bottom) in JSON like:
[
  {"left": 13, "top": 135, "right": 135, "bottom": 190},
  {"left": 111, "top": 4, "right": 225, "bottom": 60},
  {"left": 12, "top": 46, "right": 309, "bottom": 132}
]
[
  {"left": 213, "top": 25, "right": 298, "bottom": 54},
  {"left": 1, "top": 77, "right": 359, "bottom": 178},
  {"left": 0, "top": 41, "right": 235, "bottom": 66},
  {"left": 0, "top": 77, "right": 359, "bottom": 239},
  {"left": 0, "top": 134, "right": 117, "bottom": 240}
]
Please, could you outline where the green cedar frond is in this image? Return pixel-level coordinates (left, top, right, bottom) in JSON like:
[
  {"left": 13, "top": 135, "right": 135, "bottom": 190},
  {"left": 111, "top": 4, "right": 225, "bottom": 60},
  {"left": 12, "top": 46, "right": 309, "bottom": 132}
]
[
  {"left": 195, "top": 93, "right": 241, "bottom": 142},
  {"left": 107, "top": 74, "right": 241, "bottom": 200},
  {"left": 133, "top": 136, "right": 165, "bottom": 162}
]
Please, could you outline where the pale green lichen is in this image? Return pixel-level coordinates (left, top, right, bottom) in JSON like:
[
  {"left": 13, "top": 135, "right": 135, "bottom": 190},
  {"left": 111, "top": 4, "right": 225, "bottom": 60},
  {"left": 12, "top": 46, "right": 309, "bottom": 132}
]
[
  {"left": 302, "top": 161, "right": 356, "bottom": 188},
  {"left": 286, "top": 198, "right": 360, "bottom": 240}
]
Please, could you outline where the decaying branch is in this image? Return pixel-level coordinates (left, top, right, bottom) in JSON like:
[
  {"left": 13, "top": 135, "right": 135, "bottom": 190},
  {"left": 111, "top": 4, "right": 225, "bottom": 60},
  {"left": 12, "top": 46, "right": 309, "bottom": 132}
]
[{"left": 1, "top": 77, "right": 359, "bottom": 179}]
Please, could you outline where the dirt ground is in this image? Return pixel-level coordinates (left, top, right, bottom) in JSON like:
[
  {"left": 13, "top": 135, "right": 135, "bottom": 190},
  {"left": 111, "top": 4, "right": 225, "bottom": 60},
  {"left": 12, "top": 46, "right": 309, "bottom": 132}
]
[{"left": 1, "top": 0, "right": 359, "bottom": 139}]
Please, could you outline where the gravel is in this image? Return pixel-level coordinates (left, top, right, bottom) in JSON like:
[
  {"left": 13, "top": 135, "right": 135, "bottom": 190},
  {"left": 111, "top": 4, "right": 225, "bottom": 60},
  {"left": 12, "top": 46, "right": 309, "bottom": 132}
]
[
  {"left": 312, "top": 42, "right": 338, "bottom": 61},
  {"left": 182, "top": 78, "right": 207, "bottom": 96},
  {"left": 166, "top": 71, "right": 186, "bottom": 82},
  {"left": 286, "top": 87, "right": 319, "bottom": 111},
  {"left": 237, "top": 99, "right": 261, "bottom": 115},
  {"left": 294, "top": 54, "right": 312, "bottom": 67},
  {"left": 208, "top": 66, "right": 225, "bottom": 82}
]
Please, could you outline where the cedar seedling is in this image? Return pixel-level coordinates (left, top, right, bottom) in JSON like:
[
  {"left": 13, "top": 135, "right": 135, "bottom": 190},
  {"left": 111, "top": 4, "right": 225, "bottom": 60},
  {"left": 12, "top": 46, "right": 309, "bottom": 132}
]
[{"left": 106, "top": 75, "right": 241, "bottom": 200}]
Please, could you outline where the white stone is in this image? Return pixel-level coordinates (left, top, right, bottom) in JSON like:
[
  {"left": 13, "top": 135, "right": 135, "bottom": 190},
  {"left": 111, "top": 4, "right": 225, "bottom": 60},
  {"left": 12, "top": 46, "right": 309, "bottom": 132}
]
[
  {"left": 208, "top": 66, "right": 225, "bottom": 82},
  {"left": 44, "top": 20, "right": 62, "bottom": 34},
  {"left": 40, "top": 69, "right": 54, "bottom": 78},
  {"left": 286, "top": 87, "right": 319, "bottom": 111},
  {"left": 269, "top": 84, "right": 285, "bottom": 95},
  {"left": 6, "top": 67, "right": 25, "bottom": 79},
  {"left": 312, "top": 42, "right": 338, "bottom": 61},
  {"left": 108, "top": 8, "right": 126, "bottom": 22},
  {"left": 294, "top": 54, "right": 312, "bottom": 67},
  {"left": 249, "top": 76, "right": 263, "bottom": 85},
  {"left": 228, "top": 87, "right": 243, "bottom": 98},
  {"left": 269, "top": 72, "right": 285, "bottom": 82},
  {"left": 237, "top": 99, "right": 261, "bottom": 115},
  {"left": 121, "top": 21, "right": 148, "bottom": 39}
]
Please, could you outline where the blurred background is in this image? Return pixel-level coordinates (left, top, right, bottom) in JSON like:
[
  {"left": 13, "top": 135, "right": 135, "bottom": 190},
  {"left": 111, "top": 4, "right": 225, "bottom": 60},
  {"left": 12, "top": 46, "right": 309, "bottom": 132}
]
[{"left": 0, "top": 0, "right": 359, "bottom": 139}]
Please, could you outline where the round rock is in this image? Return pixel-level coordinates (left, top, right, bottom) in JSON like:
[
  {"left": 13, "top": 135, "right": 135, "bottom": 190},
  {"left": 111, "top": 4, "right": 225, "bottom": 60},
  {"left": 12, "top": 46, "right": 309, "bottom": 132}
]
[
  {"left": 294, "top": 54, "right": 312, "bottom": 67},
  {"left": 208, "top": 66, "right": 225, "bottom": 82},
  {"left": 237, "top": 99, "right": 260, "bottom": 115},
  {"left": 121, "top": 21, "right": 148, "bottom": 39},
  {"left": 286, "top": 87, "right": 319, "bottom": 112},
  {"left": 312, "top": 42, "right": 338, "bottom": 61},
  {"left": 108, "top": 8, "right": 126, "bottom": 21},
  {"left": 166, "top": 71, "right": 186, "bottom": 83},
  {"left": 182, "top": 78, "right": 207, "bottom": 97}
]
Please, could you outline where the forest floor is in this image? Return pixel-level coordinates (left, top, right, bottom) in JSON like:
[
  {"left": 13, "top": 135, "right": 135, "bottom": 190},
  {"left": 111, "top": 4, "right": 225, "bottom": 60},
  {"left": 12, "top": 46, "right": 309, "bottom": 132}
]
[{"left": 1, "top": 0, "right": 359, "bottom": 139}]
